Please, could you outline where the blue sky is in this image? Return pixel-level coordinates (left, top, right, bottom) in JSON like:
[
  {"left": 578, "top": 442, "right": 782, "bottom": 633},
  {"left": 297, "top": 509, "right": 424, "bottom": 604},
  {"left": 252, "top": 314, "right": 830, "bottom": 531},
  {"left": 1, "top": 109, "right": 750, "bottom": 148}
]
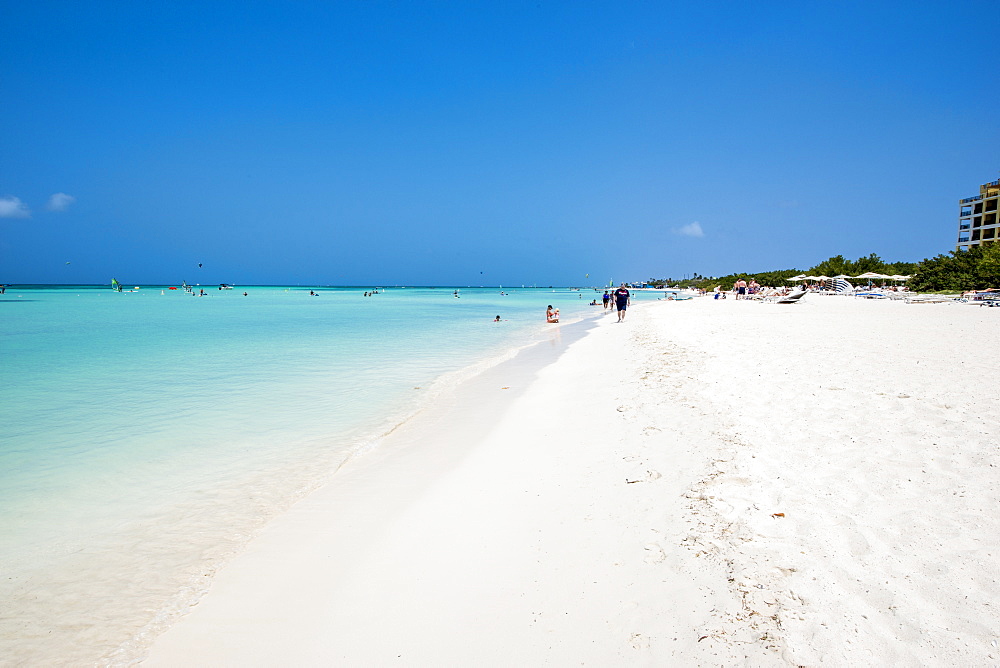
[{"left": 2, "top": 0, "right": 997, "bottom": 285}]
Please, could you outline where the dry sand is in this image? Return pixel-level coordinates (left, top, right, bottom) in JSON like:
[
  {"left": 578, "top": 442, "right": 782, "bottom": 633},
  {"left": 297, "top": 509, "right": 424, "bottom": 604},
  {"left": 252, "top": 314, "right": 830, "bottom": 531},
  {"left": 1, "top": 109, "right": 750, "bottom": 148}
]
[{"left": 143, "top": 296, "right": 1000, "bottom": 666}]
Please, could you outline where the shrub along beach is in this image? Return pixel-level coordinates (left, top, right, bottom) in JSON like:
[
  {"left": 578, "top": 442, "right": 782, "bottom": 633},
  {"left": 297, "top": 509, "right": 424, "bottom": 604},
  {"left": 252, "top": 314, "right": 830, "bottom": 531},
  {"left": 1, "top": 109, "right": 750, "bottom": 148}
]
[{"left": 646, "top": 247, "right": 1000, "bottom": 294}]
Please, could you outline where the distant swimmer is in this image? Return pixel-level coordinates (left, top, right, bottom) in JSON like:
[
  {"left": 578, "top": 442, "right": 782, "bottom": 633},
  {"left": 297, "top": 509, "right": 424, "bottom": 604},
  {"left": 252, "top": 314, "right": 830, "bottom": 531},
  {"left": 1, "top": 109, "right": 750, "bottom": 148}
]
[
  {"left": 243, "top": 292, "right": 248, "bottom": 296},
  {"left": 495, "top": 315, "right": 501, "bottom": 322},
  {"left": 546, "top": 305, "right": 559, "bottom": 323}
]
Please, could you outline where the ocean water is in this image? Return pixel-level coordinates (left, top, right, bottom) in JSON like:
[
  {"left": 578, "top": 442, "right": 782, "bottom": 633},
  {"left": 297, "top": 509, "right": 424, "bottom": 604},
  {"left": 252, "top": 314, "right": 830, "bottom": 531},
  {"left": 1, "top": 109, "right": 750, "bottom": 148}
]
[{"left": 0, "top": 284, "right": 656, "bottom": 664}]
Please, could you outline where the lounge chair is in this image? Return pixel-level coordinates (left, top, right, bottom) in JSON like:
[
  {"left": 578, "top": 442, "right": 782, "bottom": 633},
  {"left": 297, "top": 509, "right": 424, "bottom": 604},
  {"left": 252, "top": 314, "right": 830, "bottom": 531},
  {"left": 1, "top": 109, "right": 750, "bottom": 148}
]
[
  {"left": 765, "top": 291, "right": 806, "bottom": 304},
  {"left": 905, "top": 295, "right": 955, "bottom": 304}
]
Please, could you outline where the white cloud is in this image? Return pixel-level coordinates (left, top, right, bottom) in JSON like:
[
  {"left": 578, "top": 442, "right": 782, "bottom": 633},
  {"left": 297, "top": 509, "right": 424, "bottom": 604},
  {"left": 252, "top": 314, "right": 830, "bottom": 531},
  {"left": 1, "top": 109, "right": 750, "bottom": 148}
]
[
  {"left": 674, "top": 221, "right": 704, "bottom": 238},
  {"left": 46, "top": 192, "right": 76, "bottom": 212},
  {"left": 0, "top": 196, "right": 31, "bottom": 218}
]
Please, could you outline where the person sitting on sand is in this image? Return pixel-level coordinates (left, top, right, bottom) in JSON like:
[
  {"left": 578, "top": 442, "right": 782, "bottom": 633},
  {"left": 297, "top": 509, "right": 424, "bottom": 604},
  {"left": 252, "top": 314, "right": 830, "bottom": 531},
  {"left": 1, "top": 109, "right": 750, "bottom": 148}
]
[{"left": 546, "top": 305, "right": 559, "bottom": 323}]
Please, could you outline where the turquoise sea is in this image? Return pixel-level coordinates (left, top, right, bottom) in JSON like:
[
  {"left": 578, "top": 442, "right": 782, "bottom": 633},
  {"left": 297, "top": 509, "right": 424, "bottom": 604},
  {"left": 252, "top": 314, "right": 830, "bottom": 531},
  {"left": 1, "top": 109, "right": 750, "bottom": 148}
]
[{"left": 0, "top": 284, "right": 660, "bottom": 664}]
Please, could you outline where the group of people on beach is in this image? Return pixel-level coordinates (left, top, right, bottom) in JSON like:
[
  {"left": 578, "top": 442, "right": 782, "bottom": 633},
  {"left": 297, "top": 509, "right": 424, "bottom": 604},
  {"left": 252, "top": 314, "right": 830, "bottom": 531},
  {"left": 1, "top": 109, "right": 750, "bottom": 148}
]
[
  {"left": 546, "top": 284, "right": 631, "bottom": 324},
  {"left": 597, "top": 284, "right": 631, "bottom": 322},
  {"left": 731, "top": 278, "right": 763, "bottom": 299}
]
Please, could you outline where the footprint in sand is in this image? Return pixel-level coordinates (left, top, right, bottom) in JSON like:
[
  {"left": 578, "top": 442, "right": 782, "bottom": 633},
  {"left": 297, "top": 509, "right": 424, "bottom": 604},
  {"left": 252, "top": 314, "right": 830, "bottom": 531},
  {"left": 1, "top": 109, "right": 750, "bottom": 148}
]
[{"left": 643, "top": 543, "right": 666, "bottom": 564}]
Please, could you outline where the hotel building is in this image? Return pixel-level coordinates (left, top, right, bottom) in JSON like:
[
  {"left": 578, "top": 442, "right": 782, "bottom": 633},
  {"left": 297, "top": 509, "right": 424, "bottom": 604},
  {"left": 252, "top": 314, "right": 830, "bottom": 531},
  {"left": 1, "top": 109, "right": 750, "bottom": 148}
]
[{"left": 957, "top": 178, "right": 1000, "bottom": 251}]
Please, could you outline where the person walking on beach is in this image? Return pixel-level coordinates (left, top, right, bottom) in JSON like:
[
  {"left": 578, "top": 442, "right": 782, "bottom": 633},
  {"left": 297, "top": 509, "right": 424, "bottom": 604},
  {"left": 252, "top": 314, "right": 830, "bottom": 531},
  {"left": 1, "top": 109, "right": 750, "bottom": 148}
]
[
  {"left": 734, "top": 278, "right": 747, "bottom": 299},
  {"left": 613, "top": 284, "right": 630, "bottom": 322},
  {"left": 602, "top": 290, "right": 610, "bottom": 309}
]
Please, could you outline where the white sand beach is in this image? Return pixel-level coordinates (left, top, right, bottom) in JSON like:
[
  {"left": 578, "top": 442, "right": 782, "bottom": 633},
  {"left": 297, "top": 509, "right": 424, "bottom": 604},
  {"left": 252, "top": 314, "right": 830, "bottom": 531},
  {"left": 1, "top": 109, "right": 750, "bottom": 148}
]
[{"left": 143, "top": 296, "right": 1000, "bottom": 666}]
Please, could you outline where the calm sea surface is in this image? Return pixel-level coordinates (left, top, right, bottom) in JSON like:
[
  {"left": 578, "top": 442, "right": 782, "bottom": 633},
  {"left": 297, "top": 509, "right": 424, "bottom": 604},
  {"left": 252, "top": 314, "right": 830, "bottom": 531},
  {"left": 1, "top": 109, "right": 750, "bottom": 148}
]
[{"left": 1, "top": 284, "right": 663, "bottom": 664}]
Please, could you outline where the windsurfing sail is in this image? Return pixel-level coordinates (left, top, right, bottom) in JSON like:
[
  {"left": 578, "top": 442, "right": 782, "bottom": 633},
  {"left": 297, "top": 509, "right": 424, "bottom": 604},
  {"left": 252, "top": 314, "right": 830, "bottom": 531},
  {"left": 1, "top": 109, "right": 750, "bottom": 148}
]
[{"left": 111, "top": 278, "right": 122, "bottom": 292}]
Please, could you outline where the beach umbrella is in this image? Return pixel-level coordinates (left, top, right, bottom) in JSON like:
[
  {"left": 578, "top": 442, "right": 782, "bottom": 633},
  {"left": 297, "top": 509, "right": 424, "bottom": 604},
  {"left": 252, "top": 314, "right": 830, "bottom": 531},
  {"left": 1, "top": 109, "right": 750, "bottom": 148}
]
[
  {"left": 832, "top": 277, "right": 854, "bottom": 292},
  {"left": 890, "top": 274, "right": 911, "bottom": 281},
  {"left": 786, "top": 274, "right": 808, "bottom": 282},
  {"left": 854, "top": 272, "right": 888, "bottom": 279}
]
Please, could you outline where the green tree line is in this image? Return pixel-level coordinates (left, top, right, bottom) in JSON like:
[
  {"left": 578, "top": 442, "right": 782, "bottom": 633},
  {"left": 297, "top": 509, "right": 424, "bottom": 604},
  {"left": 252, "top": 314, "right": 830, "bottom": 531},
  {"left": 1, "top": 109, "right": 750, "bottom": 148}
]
[{"left": 648, "top": 246, "right": 1000, "bottom": 292}]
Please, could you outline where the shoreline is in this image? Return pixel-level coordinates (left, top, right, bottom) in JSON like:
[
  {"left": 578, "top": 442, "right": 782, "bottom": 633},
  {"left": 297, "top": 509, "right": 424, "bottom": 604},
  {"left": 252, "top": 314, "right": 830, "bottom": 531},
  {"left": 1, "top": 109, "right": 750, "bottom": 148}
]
[
  {"left": 143, "top": 297, "right": 999, "bottom": 665},
  {"left": 0, "top": 287, "right": 603, "bottom": 666},
  {"left": 142, "top": 300, "right": 767, "bottom": 665},
  {"left": 118, "top": 312, "right": 603, "bottom": 665}
]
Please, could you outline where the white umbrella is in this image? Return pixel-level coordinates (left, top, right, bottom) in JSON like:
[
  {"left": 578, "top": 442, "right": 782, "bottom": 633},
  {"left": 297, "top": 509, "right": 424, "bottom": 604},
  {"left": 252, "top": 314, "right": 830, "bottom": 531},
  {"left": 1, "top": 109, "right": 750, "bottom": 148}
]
[
  {"left": 786, "top": 274, "right": 808, "bottom": 282},
  {"left": 855, "top": 272, "right": 889, "bottom": 279},
  {"left": 890, "top": 274, "right": 910, "bottom": 281}
]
